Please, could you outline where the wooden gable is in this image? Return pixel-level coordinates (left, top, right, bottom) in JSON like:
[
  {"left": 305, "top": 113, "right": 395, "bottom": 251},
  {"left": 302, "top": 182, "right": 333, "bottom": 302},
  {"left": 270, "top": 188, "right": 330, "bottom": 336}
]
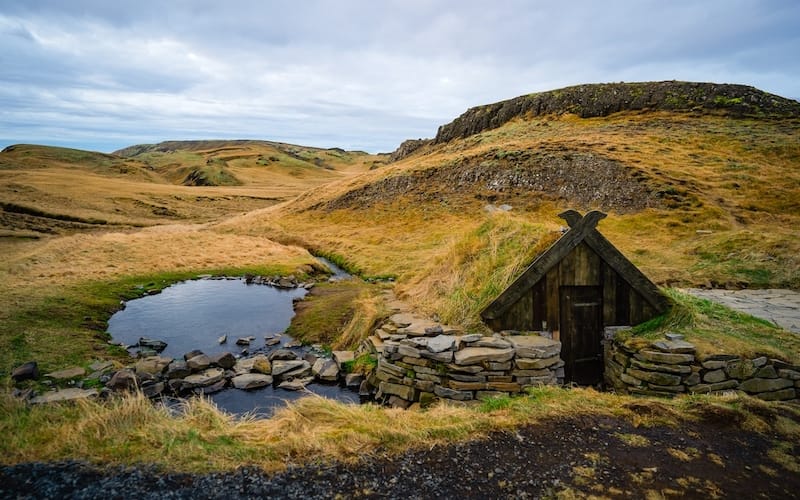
[
  {"left": 481, "top": 210, "right": 669, "bottom": 385},
  {"left": 481, "top": 209, "right": 669, "bottom": 334}
]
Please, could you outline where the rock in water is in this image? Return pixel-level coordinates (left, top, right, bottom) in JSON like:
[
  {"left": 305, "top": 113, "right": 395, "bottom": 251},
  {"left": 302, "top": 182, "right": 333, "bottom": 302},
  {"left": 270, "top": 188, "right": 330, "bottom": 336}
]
[
  {"left": 218, "top": 334, "right": 227, "bottom": 344},
  {"left": 312, "top": 358, "right": 340, "bottom": 382},
  {"left": 278, "top": 377, "right": 314, "bottom": 391},
  {"left": 138, "top": 337, "right": 168, "bottom": 352},
  {"left": 231, "top": 373, "right": 273, "bottom": 390}
]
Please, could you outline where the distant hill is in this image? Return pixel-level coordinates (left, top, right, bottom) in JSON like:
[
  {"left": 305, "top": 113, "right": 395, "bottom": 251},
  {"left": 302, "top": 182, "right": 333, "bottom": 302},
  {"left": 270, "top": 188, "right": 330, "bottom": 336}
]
[{"left": 0, "top": 140, "right": 382, "bottom": 236}]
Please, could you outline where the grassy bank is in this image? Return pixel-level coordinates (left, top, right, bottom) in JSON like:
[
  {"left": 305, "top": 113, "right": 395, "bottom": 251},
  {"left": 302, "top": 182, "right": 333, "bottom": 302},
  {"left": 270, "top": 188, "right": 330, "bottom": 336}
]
[
  {"left": 621, "top": 289, "right": 800, "bottom": 364},
  {"left": 1, "top": 387, "right": 798, "bottom": 473}
]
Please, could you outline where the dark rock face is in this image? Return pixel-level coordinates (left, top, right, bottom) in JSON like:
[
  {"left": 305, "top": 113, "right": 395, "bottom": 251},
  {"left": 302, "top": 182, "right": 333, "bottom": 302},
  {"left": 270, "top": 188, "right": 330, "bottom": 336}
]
[
  {"left": 389, "top": 138, "right": 432, "bottom": 162},
  {"left": 433, "top": 81, "right": 800, "bottom": 144},
  {"left": 320, "top": 150, "right": 661, "bottom": 213}
]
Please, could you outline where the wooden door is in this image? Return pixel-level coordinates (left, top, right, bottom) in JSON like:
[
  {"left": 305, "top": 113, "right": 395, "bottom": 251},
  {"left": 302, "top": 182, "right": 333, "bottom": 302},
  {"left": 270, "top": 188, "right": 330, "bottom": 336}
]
[{"left": 559, "top": 286, "right": 603, "bottom": 385}]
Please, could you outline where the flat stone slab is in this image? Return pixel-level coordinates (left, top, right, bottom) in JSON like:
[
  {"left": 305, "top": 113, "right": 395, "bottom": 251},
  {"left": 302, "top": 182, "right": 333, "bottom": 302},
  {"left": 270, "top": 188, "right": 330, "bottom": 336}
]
[
  {"left": 508, "top": 336, "right": 561, "bottom": 359},
  {"left": 31, "top": 388, "right": 98, "bottom": 404},
  {"left": 45, "top": 366, "right": 86, "bottom": 380},
  {"left": 231, "top": 373, "right": 273, "bottom": 390},
  {"left": 183, "top": 367, "right": 225, "bottom": 387},
  {"left": 312, "top": 358, "right": 340, "bottom": 381},
  {"left": 454, "top": 347, "right": 514, "bottom": 365},
  {"left": 684, "top": 288, "right": 800, "bottom": 333},
  {"left": 272, "top": 360, "right": 311, "bottom": 377},
  {"left": 426, "top": 335, "right": 456, "bottom": 353}
]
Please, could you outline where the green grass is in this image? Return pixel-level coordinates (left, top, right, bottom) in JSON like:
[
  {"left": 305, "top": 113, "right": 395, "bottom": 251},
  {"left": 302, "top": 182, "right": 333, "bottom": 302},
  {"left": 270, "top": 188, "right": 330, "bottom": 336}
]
[
  {"left": 342, "top": 353, "right": 377, "bottom": 374},
  {"left": 619, "top": 288, "right": 800, "bottom": 363},
  {"left": 0, "top": 264, "right": 314, "bottom": 379},
  {"left": 286, "top": 280, "right": 381, "bottom": 346}
]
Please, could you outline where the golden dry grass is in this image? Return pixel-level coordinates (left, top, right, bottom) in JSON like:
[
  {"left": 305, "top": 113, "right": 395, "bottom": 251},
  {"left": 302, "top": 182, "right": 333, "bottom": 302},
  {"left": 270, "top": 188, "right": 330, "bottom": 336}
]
[{"left": 2, "top": 387, "right": 797, "bottom": 473}]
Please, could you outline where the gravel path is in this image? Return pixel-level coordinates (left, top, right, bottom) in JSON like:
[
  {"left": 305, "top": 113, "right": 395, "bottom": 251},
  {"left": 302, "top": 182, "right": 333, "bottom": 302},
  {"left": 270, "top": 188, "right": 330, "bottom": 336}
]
[
  {"left": 2, "top": 414, "right": 797, "bottom": 499},
  {"left": 684, "top": 289, "right": 800, "bottom": 333}
]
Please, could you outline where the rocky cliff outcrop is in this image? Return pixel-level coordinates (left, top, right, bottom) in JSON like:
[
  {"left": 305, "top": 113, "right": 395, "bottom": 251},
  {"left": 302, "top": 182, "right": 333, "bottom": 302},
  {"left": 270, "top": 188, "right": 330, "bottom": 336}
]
[
  {"left": 389, "top": 138, "right": 432, "bottom": 162},
  {"left": 434, "top": 81, "right": 800, "bottom": 144}
]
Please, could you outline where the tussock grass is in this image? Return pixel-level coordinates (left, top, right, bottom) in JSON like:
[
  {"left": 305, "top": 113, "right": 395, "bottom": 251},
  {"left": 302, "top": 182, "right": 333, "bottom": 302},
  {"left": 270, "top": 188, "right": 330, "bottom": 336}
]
[
  {"left": 287, "top": 281, "right": 388, "bottom": 348},
  {"left": 402, "top": 213, "right": 560, "bottom": 329},
  {"left": 2, "top": 387, "right": 797, "bottom": 472}
]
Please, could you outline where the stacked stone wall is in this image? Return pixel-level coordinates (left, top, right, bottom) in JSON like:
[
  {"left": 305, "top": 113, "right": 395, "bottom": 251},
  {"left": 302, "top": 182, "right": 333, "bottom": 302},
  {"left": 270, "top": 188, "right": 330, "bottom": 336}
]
[
  {"left": 605, "top": 329, "right": 799, "bottom": 402},
  {"left": 361, "top": 313, "right": 563, "bottom": 408}
]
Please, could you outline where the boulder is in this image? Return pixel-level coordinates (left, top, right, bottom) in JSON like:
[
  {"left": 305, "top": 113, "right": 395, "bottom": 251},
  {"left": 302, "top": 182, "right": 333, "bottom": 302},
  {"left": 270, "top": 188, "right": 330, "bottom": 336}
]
[
  {"left": 232, "top": 373, "right": 273, "bottom": 390},
  {"left": 183, "top": 349, "right": 204, "bottom": 361},
  {"left": 199, "top": 380, "right": 227, "bottom": 395},
  {"left": 30, "top": 388, "right": 98, "bottom": 404},
  {"left": 251, "top": 354, "right": 272, "bottom": 374},
  {"left": 271, "top": 360, "right": 311, "bottom": 378},
  {"left": 138, "top": 337, "right": 167, "bottom": 352},
  {"left": 183, "top": 367, "right": 225, "bottom": 388},
  {"left": 312, "top": 358, "right": 340, "bottom": 382},
  {"left": 186, "top": 354, "right": 212, "bottom": 372},
  {"left": 332, "top": 351, "right": 355, "bottom": 368},
  {"left": 268, "top": 349, "right": 298, "bottom": 362},
  {"left": 165, "top": 360, "right": 191, "bottom": 380},
  {"left": 278, "top": 377, "right": 314, "bottom": 391},
  {"left": 107, "top": 369, "right": 138, "bottom": 391},
  {"left": 134, "top": 356, "right": 172, "bottom": 377},
  {"left": 141, "top": 381, "right": 166, "bottom": 398},
  {"left": 265, "top": 337, "right": 281, "bottom": 346},
  {"left": 454, "top": 347, "right": 514, "bottom": 365},
  {"left": 210, "top": 352, "right": 236, "bottom": 369}
]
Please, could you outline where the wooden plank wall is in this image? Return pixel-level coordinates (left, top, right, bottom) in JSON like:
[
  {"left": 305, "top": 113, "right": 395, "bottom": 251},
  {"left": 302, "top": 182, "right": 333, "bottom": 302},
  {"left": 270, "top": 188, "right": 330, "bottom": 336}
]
[{"left": 493, "top": 242, "right": 660, "bottom": 331}]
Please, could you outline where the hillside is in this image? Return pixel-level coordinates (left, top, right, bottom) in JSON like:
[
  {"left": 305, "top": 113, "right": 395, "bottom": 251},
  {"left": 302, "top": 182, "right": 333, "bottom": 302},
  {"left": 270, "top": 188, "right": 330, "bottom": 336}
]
[
  {"left": 0, "top": 141, "right": 381, "bottom": 237},
  {"left": 223, "top": 81, "right": 800, "bottom": 328}
]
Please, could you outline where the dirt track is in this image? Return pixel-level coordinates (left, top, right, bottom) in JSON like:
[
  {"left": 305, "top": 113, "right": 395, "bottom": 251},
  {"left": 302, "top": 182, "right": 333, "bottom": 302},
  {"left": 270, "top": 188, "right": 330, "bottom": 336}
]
[{"left": 2, "top": 413, "right": 797, "bottom": 499}]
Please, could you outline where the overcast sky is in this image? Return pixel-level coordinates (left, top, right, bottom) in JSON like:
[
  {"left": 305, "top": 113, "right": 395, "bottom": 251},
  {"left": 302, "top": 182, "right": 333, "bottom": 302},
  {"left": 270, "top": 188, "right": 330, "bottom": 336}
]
[{"left": 1, "top": 1, "right": 798, "bottom": 153}]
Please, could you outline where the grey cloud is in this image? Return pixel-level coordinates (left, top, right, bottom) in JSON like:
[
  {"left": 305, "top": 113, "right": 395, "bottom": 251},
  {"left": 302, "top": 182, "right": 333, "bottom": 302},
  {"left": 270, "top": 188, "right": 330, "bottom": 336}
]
[{"left": 0, "top": 0, "right": 798, "bottom": 153}]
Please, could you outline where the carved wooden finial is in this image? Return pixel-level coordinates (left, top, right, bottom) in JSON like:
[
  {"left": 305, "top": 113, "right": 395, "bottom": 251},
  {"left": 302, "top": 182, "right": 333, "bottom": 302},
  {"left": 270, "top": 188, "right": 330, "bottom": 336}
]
[{"left": 558, "top": 209, "right": 607, "bottom": 229}]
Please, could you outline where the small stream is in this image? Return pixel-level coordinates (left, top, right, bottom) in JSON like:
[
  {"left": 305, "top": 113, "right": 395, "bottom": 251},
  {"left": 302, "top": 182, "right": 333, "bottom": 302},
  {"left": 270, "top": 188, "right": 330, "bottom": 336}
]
[{"left": 106, "top": 258, "right": 359, "bottom": 416}]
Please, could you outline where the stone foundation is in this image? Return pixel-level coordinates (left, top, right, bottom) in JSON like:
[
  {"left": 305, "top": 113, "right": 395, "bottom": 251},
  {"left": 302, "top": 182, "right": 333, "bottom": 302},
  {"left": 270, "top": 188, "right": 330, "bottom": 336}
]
[
  {"left": 360, "top": 313, "right": 563, "bottom": 407},
  {"left": 605, "top": 328, "right": 800, "bottom": 402}
]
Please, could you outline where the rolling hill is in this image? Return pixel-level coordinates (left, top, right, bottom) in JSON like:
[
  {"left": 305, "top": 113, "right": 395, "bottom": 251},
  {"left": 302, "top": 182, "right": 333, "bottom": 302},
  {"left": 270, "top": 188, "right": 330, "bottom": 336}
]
[
  {"left": 0, "top": 141, "right": 382, "bottom": 236},
  {"left": 219, "top": 81, "right": 800, "bottom": 328}
]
